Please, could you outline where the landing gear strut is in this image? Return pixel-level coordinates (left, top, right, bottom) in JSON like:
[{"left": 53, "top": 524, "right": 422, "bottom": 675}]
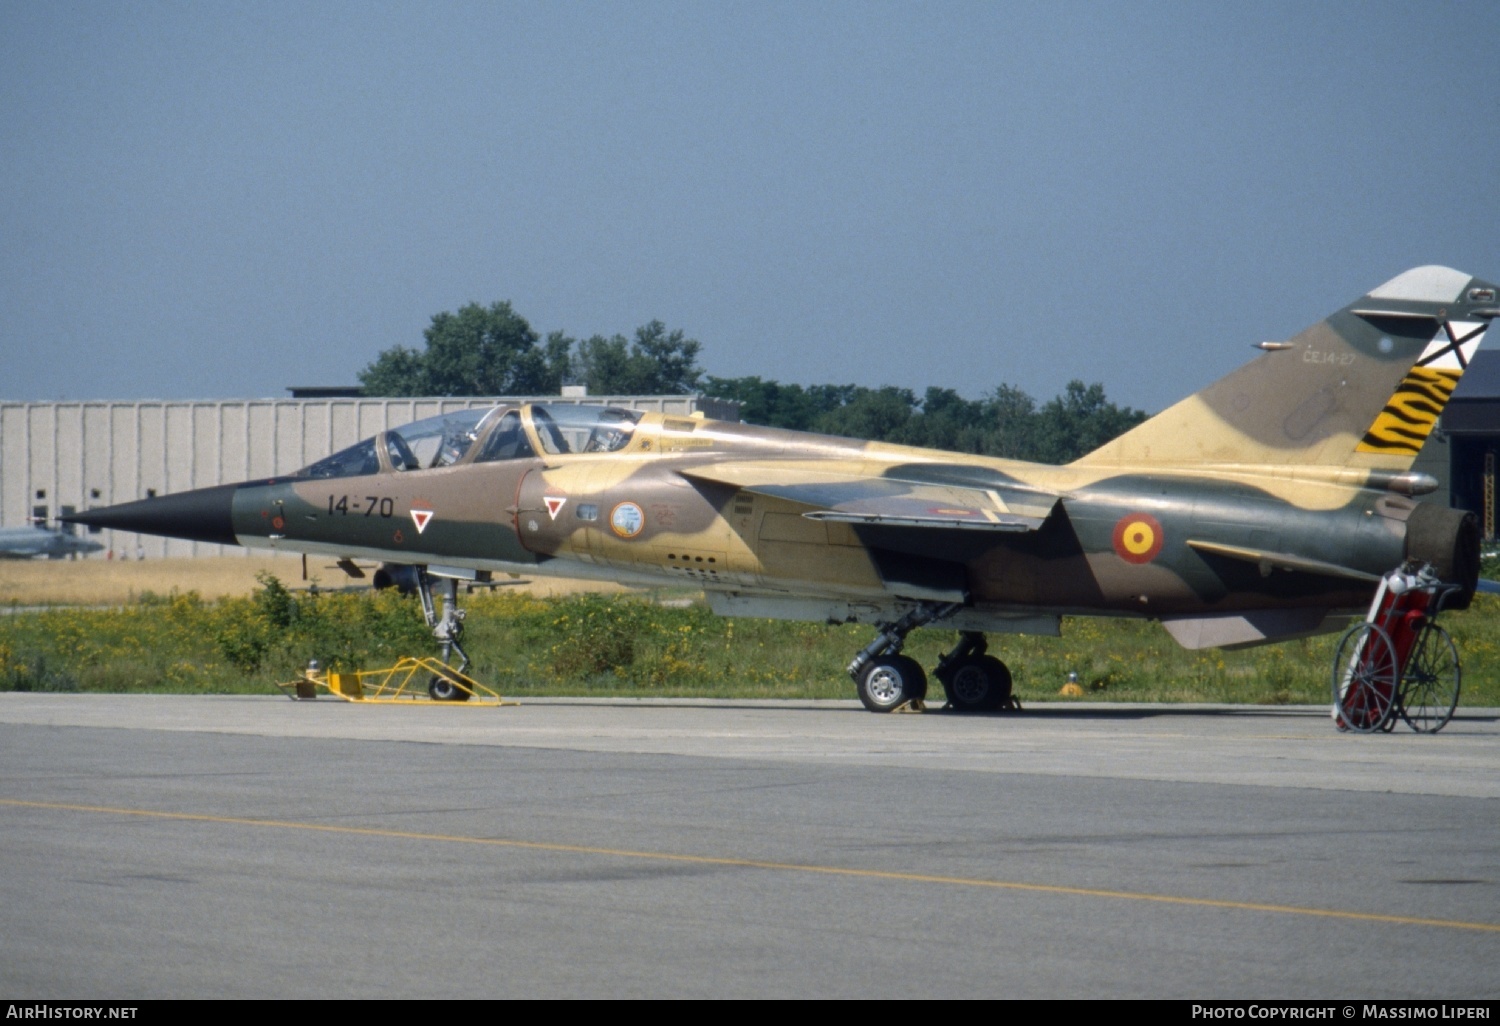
[
  {"left": 935, "top": 632, "right": 1016, "bottom": 712},
  {"left": 847, "top": 603, "right": 959, "bottom": 712},
  {"left": 415, "top": 569, "right": 471, "bottom": 701},
  {"left": 847, "top": 608, "right": 1021, "bottom": 714}
]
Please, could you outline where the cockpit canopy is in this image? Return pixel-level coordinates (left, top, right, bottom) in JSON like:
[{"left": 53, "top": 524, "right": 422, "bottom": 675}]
[{"left": 294, "top": 404, "right": 644, "bottom": 480}]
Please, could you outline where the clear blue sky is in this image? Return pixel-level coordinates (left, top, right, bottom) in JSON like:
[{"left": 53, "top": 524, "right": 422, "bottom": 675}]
[{"left": 3, "top": 0, "right": 1497, "bottom": 413}]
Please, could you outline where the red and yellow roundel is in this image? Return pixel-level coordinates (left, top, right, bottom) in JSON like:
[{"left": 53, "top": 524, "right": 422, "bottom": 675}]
[{"left": 1112, "top": 513, "right": 1163, "bottom": 564}]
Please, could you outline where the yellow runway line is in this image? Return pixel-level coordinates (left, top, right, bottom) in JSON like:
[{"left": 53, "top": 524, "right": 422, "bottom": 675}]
[{"left": 5, "top": 797, "right": 1498, "bottom": 934}]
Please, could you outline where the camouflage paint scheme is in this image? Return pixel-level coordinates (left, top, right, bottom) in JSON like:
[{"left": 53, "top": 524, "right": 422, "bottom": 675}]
[{"left": 71, "top": 266, "right": 1496, "bottom": 708}]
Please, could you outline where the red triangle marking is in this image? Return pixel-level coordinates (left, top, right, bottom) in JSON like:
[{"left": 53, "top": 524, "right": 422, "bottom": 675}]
[
  {"left": 544, "top": 496, "right": 567, "bottom": 520},
  {"left": 410, "top": 509, "right": 433, "bottom": 534}
]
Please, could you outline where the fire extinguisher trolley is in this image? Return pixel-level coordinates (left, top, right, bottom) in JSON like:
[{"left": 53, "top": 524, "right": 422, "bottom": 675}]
[{"left": 1332, "top": 563, "right": 1463, "bottom": 733}]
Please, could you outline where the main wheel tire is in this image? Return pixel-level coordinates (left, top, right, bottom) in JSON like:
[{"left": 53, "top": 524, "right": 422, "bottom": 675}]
[
  {"left": 906, "top": 668, "right": 929, "bottom": 702},
  {"left": 943, "top": 655, "right": 1012, "bottom": 712},
  {"left": 980, "top": 656, "right": 1013, "bottom": 709},
  {"left": 1332, "top": 623, "right": 1397, "bottom": 733},
  {"left": 428, "top": 675, "right": 471, "bottom": 702},
  {"left": 1399, "top": 623, "right": 1460, "bottom": 733},
  {"left": 857, "top": 655, "right": 927, "bottom": 713}
]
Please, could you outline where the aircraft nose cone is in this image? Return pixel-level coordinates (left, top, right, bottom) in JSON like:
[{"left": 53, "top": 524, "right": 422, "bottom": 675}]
[{"left": 63, "top": 483, "right": 240, "bottom": 546}]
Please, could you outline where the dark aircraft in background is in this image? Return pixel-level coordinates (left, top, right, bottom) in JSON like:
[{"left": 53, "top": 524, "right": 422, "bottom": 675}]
[
  {"left": 70, "top": 266, "right": 1495, "bottom": 711},
  {"left": 0, "top": 523, "right": 104, "bottom": 560}
]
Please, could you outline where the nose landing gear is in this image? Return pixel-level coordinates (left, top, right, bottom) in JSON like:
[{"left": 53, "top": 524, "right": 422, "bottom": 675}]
[{"left": 415, "top": 569, "right": 472, "bottom": 701}]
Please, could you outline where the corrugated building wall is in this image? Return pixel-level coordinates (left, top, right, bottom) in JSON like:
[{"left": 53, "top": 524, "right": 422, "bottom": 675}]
[{"left": 1, "top": 395, "right": 737, "bottom": 558}]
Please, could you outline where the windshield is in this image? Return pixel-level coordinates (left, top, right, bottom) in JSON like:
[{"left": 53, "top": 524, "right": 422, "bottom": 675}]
[
  {"left": 528, "top": 405, "right": 642, "bottom": 455},
  {"left": 295, "top": 407, "right": 496, "bottom": 479},
  {"left": 292, "top": 404, "right": 641, "bottom": 479},
  {"left": 299, "top": 438, "right": 380, "bottom": 479}
]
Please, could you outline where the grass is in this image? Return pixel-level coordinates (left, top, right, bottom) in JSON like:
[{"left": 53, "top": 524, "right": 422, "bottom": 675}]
[
  {"left": 0, "top": 554, "right": 627, "bottom": 606},
  {"left": 2, "top": 574, "right": 1496, "bottom": 707},
  {"left": 0, "top": 554, "right": 305, "bottom": 606}
]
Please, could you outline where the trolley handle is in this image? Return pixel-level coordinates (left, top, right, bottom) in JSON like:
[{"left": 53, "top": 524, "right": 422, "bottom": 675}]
[{"left": 1430, "top": 582, "right": 1466, "bottom": 616}]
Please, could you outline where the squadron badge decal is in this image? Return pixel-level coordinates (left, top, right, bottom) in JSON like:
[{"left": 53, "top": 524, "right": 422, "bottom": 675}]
[{"left": 610, "top": 502, "right": 645, "bottom": 538}]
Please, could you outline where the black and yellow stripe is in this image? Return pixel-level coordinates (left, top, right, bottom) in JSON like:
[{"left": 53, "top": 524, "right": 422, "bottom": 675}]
[{"left": 1356, "top": 367, "right": 1461, "bottom": 456}]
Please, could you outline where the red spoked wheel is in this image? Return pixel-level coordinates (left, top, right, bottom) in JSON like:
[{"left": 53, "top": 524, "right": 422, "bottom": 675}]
[
  {"left": 1398, "top": 623, "right": 1461, "bottom": 734},
  {"left": 1332, "top": 623, "right": 1399, "bottom": 733}
]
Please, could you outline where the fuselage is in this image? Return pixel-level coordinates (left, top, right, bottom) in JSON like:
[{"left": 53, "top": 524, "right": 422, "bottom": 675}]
[{"left": 166, "top": 404, "right": 1446, "bottom": 625}]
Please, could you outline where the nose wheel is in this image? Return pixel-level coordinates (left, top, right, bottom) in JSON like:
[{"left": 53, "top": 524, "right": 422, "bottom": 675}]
[{"left": 427, "top": 674, "right": 472, "bottom": 702}]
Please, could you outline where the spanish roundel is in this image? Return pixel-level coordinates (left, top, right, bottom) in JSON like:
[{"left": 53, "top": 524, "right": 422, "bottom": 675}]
[{"left": 1112, "top": 512, "right": 1163, "bottom": 564}]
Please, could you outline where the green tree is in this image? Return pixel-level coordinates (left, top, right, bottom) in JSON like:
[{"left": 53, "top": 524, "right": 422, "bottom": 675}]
[
  {"left": 419, "top": 301, "right": 554, "bottom": 395},
  {"left": 357, "top": 298, "right": 1148, "bottom": 463},
  {"left": 702, "top": 376, "right": 821, "bottom": 431},
  {"left": 981, "top": 384, "right": 1041, "bottom": 460},
  {"left": 705, "top": 374, "right": 1145, "bottom": 463},
  {"left": 575, "top": 321, "right": 703, "bottom": 394},
  {"left": 903, "top": 388, "right": 990, "bottom": 454},
  {"left": 542, "top": 330, "right": 575, "bottom": 389},
  {"left": 360, "top": 301, "right": 568, "bottom": 397},
  {"left": 356, "top": 345, "right": 428, "bottom": 397},
  {"left": 811, "top": 386, "right": 918, "bottom": 441},
  {"left": 1030, "top": 380, "right": 1148, "bottom": 463}
]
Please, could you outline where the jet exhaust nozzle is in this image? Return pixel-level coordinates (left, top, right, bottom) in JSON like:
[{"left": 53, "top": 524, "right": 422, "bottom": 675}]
[{"left": 1404, "top": 503, "right": 1480, "bottom": 610}]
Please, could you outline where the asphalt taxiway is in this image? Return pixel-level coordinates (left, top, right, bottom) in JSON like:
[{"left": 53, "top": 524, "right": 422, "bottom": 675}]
[{"left": 2, "top": 694, "right": 1497, "bottom": 998}]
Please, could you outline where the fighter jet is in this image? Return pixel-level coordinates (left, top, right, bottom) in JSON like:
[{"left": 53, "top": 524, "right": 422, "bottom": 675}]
[
  {"left": 0, "top": 523, "right": 105, "bottom": 560},
  {"left": 68, "top": 266, "right": 1495, "bottom": 710}
]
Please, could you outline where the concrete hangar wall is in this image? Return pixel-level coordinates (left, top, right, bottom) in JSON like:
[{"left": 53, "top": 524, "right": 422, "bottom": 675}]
[{"left": 1, "top": 395, "right": 739, "bottom": 559}]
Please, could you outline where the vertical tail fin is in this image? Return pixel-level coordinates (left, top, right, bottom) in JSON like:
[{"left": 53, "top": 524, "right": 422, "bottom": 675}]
[{"left": 1075, "top": 266, "right": 1497, "bottom": 471}]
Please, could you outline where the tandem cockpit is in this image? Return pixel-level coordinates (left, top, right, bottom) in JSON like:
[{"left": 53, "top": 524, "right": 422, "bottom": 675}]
[{"left": 294, "top": 404, "right": 645, "bottom": 479}]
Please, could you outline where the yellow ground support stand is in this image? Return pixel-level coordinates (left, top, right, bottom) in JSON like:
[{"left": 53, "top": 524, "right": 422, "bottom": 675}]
[{"left": 277, "top": 657, "right": 516, "bottom": 706}]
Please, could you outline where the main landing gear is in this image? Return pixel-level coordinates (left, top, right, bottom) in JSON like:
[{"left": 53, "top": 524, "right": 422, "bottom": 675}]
[
  {"left": 934, "top": 632, "right": 1015, "bottom": 712},
  {"left": 415, "top": 569, "right": 471, "bottom": 701},
  {"left": 847, "top": 604, "right": 1019, "bottom": 714}
]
